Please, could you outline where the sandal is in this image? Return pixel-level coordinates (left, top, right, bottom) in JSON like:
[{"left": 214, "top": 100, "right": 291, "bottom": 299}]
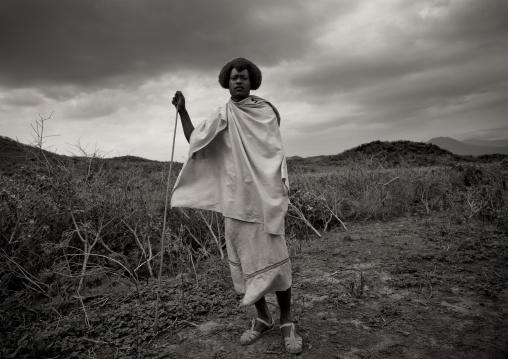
[
  {"left": 240, "top": 317, "right": 274, "bottom": 345},
  {"left": 280, "top": 323, "right": 303, "bottom": 354}
]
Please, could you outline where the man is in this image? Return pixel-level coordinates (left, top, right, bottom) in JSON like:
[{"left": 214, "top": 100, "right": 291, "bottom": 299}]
[{"left": 171, "top": 57, "right": 302, "bottom": 354}]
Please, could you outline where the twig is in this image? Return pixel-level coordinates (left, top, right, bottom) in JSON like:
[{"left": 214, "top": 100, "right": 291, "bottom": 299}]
[
  {"left": 180, "top": 319, "right": 199, "bottom": 327},
  {"left": 198, "top": 211, "right": 224, "bottom": 259},
  {"left": 133, "top": 252, "right": 161, "bottom": 273},
  {"left": 381, "top": 177, "right": 400, "bottom": 186},
  {"left": 188, "top": 246, "right": 199, "bottom": 286},
  {"left": 185, "top": 226, "right": 206, "bottom": 252},
  {"left": 122, "top": 220, "right": 154, "bottom": 277},
  {"left": 81, "top": 337, "right": 110, "bottom": 345},
  {"left": 77, "top": 292, "right": 90, "bottom": 329},
  {"left": 288, "top": 203, "right": 322, "bottom": 238},
  {"left": 0, "top": 250, "right": 50, "bottom": 297},
  {"left": 366, "top": 318, "right": 397, "bottom": 328},
  {"left": 178, "top": 208, "right": 191, "bottom": 219},
  {"left": 321, "top": 200, "right": 348, "bottom": 230},
  {"left": 69, "top": 253, "right": 135, "bottom": 279}
]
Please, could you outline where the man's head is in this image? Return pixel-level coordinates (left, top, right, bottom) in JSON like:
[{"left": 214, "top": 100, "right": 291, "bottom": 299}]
[{"left": 218, "top": 58, "right": 262, "bottom": 101}]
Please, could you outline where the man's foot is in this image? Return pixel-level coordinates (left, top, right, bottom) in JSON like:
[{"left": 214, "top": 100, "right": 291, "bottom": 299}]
[
  {"left": 280, "top": 322, "right": 303, "bottom": 354},
  {"left": 240, "top": 317, "right": 274, "bottom": 345},
  {"left": 280, "top": 320, "right": 292, "bottom": 337}
]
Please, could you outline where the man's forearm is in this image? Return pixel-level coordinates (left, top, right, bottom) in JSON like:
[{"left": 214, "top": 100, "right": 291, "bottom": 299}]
[{"left": 178, "top": 108, "right": 195, "bottom": 143}]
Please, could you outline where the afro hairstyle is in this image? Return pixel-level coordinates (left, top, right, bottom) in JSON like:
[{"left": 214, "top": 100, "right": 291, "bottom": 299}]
[{"left": 218, "top": 57, "right": 262, "bottom": 90}]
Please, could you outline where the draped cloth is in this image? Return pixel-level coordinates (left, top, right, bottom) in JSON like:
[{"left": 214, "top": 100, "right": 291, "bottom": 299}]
[
  {"left": 171, "top": 95, "right": 289, "bottom": 235},
  {"left": 170, "top": 95, "right": 292, "bottom": 305}
]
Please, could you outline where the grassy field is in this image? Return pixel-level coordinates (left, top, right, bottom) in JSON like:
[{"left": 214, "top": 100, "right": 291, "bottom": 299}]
[{"left": 1, "top": 136, "right": 507, "bottom": 358}]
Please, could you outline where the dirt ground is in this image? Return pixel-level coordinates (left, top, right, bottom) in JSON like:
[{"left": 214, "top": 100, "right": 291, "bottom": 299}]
[{"left": 150, "top": 217, "right": 508, "bottom": 359}]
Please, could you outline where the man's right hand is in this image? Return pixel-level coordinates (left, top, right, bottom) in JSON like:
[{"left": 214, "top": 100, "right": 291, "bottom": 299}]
[
  {"left": 172, "top": 91, "right": 185, "bottom": 111},
  {"left": 171, "top": 90, "right": 194, "bottom": 143}
]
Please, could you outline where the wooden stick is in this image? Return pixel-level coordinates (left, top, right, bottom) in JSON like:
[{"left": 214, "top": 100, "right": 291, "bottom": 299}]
[{"left": 154, "top": 106, "right": 179, "bottom": 332}]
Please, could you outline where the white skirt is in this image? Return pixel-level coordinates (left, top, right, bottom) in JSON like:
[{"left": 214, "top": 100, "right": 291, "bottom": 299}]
[{"left": 225, "top": 217, "right": 292, "bottom": 305}]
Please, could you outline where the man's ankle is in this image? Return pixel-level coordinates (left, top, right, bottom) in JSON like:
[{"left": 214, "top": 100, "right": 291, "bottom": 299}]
[
  {"left": 279, "top": 316, "right": 292, "bottom": 325},
  {"left": 257, "top": 312, "right": 272, "bottom": 323}
]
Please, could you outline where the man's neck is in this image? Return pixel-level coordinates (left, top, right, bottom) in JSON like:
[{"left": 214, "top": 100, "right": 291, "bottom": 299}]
[{"left": 231, "top": 95, "right": 250, "bottom": 102}]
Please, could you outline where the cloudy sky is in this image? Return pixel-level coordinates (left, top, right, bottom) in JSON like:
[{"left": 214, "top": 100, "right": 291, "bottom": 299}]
[{"left": 1, "top": 0, "right": 507, "bottom": 161}]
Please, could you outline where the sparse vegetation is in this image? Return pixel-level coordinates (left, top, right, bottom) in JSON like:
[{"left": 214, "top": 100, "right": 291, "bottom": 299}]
[{"left": 1, "top": 124, "right": 507, "bottom": 358}]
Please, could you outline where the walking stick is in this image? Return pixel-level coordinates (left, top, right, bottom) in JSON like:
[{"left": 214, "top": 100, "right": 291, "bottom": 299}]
[{"left": 154, "top": 104, "right": 178, "bottom": 332}]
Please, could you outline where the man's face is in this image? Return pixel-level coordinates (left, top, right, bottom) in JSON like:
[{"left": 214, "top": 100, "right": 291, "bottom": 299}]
[{"left": 229, "top": 68, "right": 251, "bottom": 102}]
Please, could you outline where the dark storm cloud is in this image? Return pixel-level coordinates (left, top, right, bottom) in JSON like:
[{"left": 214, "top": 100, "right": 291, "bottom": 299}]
[
  {"left": 0, "top": 0, "right": 354, "bottom": 90},
  {"left": 278, "top": 0, "right": 508, "bottom": 138},
  {"left": 290, "top": 0, "right": 508, "bottom": 101},
  {"left": 2, "top": 0, "right": 507, "bottom": 160}
]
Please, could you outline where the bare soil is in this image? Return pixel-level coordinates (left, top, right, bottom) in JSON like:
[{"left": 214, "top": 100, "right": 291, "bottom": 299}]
[{"left": 150, "top": 217, "right": 508, "bottom": 359}]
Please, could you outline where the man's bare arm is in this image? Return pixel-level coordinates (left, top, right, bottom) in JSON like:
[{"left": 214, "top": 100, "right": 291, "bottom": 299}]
[
  {"left": 172, "top": 91, "right": 194, "bottom": 143},
  {"left": 178, "top": 107, "right": 195, "bottom": 143}
]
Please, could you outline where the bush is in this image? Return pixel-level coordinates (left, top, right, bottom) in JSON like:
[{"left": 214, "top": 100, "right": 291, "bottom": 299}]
[{"left": 1, "top": 127, "right": 507, "bottom": 358}]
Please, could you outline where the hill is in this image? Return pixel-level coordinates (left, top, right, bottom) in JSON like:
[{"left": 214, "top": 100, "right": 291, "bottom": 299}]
[
  {"left": 107, "top": 155, "right": 159, "bottom": 163},
  {"left": 0, "top": 135, "right": 66, "bottom": 176},
  {"left": 286, "top": 155, "right": 304, "bottom": 161},
  {"left": 287, "top": 140, "right": 508, "bottom": 170},
  {"left": 3, "top": 136, "right": 507, "bottom": 177},
  {"left": 428, "top": 137, "right": 508, "bottom": 156},
  {"left": 0, "top": 136, "right": 178, "bottom": 177},
  {"left": 0, "top": 136, "right": 29, "bottom": 174},
  {"left": 338, "top": 140, "right": 469, "bottom": 166},
  {"left": 288, "top": 140, "right": 466, "bottom": 168}
]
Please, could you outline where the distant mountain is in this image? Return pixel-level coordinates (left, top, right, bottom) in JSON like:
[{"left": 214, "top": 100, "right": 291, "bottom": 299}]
[
  {"left": 428, "top": 137, "right": 508, "bottom": 156},
  {"left": 462, "top": 138, "right": 508, "bottom": 148},
  {"left": 286, "top": 155, "right": 304, "bottom": 161}
]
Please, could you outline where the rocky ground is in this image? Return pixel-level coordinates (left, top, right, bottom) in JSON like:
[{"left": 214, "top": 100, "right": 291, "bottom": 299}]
[{"left": 148, "top": 217, "right": 508, "bottom": 358}]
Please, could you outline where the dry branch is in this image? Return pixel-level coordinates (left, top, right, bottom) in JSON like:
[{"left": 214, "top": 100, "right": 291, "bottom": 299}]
[
  {"left": 289, "top": 203, "right": 322, "bottom": 238},
  {"left": 321, "top": 200, "right": 348, "bottom": 231},
  {"left": 198, "top": 211, "right": 224, "bottom": 259}
]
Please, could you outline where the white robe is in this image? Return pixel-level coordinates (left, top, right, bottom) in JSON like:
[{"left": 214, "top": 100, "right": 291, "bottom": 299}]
[{"left": 170, "top": 95, "right": 289, "bottom": 235}]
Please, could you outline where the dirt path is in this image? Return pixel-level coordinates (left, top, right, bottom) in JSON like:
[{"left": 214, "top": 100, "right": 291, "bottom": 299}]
[{"left": 150, "top": 218, "right": 508, "bottom": 358}]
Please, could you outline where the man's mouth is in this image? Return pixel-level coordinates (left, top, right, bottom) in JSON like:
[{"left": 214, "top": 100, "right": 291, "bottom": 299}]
[{"left": 235, "top": 86, "right": 243, "bottom": 90}]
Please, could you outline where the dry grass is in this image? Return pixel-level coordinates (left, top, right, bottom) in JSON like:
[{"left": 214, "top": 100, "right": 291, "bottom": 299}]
[{"left": 1, "top": 125, "right": 507, "bottom": 358}]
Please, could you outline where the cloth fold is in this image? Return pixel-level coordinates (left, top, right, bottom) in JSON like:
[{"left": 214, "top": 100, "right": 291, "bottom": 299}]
[
  {"left": 225, "top": 217, "right": 291, "bottom": 305},
  {"left": 171, "top": 95, "right": 289, "bottom": 235}
]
